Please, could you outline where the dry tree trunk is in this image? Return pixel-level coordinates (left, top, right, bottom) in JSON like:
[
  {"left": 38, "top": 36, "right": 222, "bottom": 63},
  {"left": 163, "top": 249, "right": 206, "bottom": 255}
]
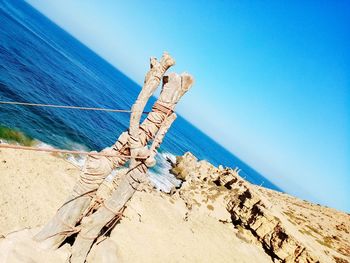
[
  {"left": 70, "top": 73, "right": 194, "bottom": 263},
  {"left": 33, "top": 53, "right": 175, "bottom": 249}
]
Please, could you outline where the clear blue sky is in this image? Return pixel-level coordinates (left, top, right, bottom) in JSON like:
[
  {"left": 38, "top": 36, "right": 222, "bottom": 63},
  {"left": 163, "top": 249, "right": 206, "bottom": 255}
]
[{"left": 26, "top": 0, "right": 349, "bottom": 212}]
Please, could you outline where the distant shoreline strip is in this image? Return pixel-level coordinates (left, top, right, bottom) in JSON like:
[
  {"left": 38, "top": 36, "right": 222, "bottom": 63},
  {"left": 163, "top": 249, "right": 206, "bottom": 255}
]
[
  {"left": 0, "top": 100, "right": 149, "bottom": 114},
  {"left": 0, "top": 143, "right": 147, "bottom": 159}
]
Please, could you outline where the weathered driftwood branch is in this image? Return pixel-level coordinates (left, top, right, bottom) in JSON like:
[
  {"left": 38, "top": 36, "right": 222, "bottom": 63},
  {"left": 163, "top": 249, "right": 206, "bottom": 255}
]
[
  {"left": 146, "top": 112, "right": 177, "bottom": 167},
  {"left": 34, "top": 53, "right": 175, "bottom": 249},
  {"left": 129, "top": 53, "right": 175, "bottom": 166},
  {"left": 70, "top": 73, "right": 194, "bottom": 262},
  {"left": 70, "top": 115, "right": 177, "bottom": 263}
]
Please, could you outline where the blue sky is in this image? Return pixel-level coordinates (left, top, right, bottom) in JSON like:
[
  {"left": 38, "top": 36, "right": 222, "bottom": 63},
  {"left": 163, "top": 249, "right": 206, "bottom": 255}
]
[{"left": 26, "top": 0, "right": 349, "bottom": 212}]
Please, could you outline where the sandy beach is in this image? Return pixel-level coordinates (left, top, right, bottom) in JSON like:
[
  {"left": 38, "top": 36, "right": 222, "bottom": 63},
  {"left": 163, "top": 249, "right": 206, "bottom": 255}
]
[
  {"left": 1, "top": 148, "right": 349, "bottom": 262},
  {"left": 0, "top": 148, "right": 273, "bottom": 262}
]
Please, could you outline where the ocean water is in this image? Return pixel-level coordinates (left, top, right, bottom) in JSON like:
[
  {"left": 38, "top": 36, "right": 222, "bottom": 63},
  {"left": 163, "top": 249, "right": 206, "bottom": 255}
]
[{"left": 0, "top": 0, "right": 282, "bottom": 192}]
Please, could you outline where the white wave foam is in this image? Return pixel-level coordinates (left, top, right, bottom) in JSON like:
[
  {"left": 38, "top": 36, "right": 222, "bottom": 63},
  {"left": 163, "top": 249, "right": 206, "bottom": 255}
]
[
  {"left": 0, "top": 139, "right": 8, "bottom": 144},
  {"left": 36, "top": 141, "right": 54, "bottom": 149},
  {"left": 15, "top": 137, "right": 179, "bottom": 191},
  {"left": 148, "top": 151, "right": 181, "bottom": 193},
  {"left": 36, "top": 140, "right": 88, "bottom": 169}
]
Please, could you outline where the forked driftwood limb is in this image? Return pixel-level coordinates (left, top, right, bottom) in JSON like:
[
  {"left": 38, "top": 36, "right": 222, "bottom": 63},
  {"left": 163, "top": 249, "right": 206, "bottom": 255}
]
[
  {"left": 34, "top": 53, "right": 175, "bottom": 249},
  {"left": 70, "top": 72, "right": 193, "bottom": 262}
]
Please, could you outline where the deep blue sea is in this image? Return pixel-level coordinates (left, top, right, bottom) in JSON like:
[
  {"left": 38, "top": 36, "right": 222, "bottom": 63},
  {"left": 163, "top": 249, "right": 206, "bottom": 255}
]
[{"left": 0, "top": 0, "right": 282, "bottom": 192}]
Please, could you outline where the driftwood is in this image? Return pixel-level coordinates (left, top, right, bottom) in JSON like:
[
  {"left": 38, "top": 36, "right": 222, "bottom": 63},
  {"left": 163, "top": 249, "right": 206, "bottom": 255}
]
[
  {"left": 34, "top": 52, "right": 194, "bottom": 262},
  {"left": 34, "top": 53, "right": 175, "bottom": 248},
  {"left": 70, "top": 72, "right": 193, "bottom": 262}
]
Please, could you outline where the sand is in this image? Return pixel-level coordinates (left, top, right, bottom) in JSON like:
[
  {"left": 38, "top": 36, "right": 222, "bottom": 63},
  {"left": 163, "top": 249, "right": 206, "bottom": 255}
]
[
  {"left": 0, "top": 148, "right": 80, "bottom": 235},
  {"left": 0, "top": 148, "right": 272, "bottom": 262}
]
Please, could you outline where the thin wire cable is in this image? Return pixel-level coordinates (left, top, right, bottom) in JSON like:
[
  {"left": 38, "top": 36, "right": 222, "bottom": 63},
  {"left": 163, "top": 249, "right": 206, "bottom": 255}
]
[
  {"left": 0, "top": 100, "right": 149, "bottom": 114},
  {"left": 0, "top": 143, "right": 147, "bottom": 159}
]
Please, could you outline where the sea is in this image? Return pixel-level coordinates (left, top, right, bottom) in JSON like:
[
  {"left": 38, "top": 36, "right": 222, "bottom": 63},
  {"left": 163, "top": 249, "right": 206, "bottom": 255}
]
[{"left": 0, "top": 0, "right": 282, "bottom": 192}]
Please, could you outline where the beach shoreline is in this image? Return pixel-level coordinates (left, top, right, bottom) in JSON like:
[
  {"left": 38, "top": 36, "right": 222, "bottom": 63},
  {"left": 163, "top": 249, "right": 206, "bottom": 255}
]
[
  {"left": 0, "top": 148, "right": 273, "bottom": 262},
  {"left": 0, "top": 149, "right": 349, "bottom": 262}
]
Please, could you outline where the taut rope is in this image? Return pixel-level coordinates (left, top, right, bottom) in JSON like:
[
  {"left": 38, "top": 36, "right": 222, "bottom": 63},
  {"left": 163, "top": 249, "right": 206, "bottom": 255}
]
[
  {"left": 0, "top": 100, "right": 149, "bottom": 114},
  {"left": 0, "top": 144, "right": 148, "bottom": 159}
]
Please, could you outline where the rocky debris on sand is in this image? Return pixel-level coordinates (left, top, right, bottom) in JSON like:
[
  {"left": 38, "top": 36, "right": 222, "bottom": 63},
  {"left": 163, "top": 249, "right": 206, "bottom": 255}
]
[
  {"left": 0, "top": 149, "right": 349, "bottom": 262},
  {"left": 170, "top": 152, "right": 350, "bottom": 263}
]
